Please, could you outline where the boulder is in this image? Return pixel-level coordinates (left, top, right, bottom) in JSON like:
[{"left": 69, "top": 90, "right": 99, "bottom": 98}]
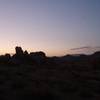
[
  {"left": 15, "top": 46, "right": 24, "bottom": 55},
  {"left": 30, "top": 51, "right": 46, "bottom": 64}
]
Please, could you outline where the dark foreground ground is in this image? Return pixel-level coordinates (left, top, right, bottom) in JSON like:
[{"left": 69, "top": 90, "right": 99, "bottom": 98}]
[
  {"left": 0, "top": 47, "right": 100, "bottom": 100},
  {"left": 0, "top": 62, "right": 100, "bottom": 100}
]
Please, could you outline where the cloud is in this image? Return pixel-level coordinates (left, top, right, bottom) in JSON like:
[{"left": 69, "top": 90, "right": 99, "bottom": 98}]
[{"left": 70, "top": 46, "right": 100, "bottom": 51}]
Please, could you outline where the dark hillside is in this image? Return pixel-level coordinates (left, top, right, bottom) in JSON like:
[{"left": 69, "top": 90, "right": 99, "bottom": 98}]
[{"left": 0, "top": 47, "right": 100, "bottom": 100}]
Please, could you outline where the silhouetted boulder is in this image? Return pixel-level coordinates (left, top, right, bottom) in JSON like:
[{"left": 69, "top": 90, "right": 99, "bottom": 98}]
[
  {"left": 8, "top": 47, "right": 24, "bottom": 65},
  {"left": 0, "top": 53, "right": 11, "bottom": 64},
  {"left": 30, "top": 51, "right": 46, "bottom": 64},
  {"left": 30, "top": 51, "right": 46, "bottom": 58},
  {"left": 10, "top": 47, "right": 35, "bottom": 65},
  {"left": 24, "top": 50, "right": 28, "bottom": 55},
  {"left": 15, "top": 46, "right": 24, "bottom": 55},
  {"left": 5, "top": 53, "right": 11, "bottom": 59},
  {"left": 13, "top": 46, "right": 25, "bottom": 60}
]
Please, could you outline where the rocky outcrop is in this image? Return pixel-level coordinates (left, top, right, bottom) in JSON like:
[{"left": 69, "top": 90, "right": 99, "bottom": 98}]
[
  {"left": 30, "top": 51, "right": 46, "bottom": 64},
  {"left": 15, "top": 46, "right": 24, "bottom": 55},
  {"left": 9, "top": 47, "right": 47, "bottom": 65},
  {"left": 0, "top": 46, "right": 100, "bottom": 67}
]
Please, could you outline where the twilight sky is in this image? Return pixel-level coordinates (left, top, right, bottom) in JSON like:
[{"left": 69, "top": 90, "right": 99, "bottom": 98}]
[{"left": 0, "top": 0, "right": 100, "bottom": 56}]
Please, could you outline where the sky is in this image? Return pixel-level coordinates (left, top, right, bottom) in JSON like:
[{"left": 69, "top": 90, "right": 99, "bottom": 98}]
[{"left": 0, "top": 0, "right": 100, "bottom": 56}]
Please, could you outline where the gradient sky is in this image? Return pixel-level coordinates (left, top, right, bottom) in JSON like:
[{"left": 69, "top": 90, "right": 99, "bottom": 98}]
[{"left": 0, "top": 0, "right": 100, "bottom": 56}]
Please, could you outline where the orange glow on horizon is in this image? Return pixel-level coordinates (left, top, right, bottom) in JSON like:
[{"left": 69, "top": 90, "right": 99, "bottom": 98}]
[{"left": 0, "top": 47, "right": 70, "bottom": 56}]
